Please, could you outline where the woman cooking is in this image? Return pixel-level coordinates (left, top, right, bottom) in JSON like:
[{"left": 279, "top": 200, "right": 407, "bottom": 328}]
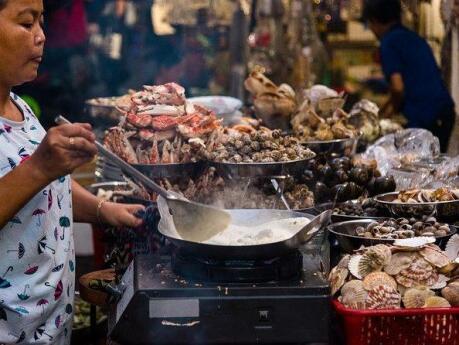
[{"left": 0, "top": 1, "right": 144, "bottom": 344}]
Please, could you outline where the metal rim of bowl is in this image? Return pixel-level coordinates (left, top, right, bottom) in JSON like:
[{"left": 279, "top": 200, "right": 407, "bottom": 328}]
[
  {"left": 375, "top": 191, "right": 459, "bottom": 206},
  {"left": 328, "top": 219, "right": 457, "bottom": 242}
]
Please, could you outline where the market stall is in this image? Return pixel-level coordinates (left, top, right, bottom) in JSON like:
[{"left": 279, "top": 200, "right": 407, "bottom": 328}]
[{"left": 75, "top": 62, "right": 459, "bottom": 344}]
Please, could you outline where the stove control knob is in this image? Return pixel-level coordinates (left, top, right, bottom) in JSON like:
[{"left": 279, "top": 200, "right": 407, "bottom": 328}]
[{"left": 258, "top": 309, "right": 271, "bottom": 322}]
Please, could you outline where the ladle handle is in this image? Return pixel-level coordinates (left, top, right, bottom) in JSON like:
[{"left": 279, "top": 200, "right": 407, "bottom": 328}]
[{"left": 55, "top": 115, "right": 173, "bottom": 200}]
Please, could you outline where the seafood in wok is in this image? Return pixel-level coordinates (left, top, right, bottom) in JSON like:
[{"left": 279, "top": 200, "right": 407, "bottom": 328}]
[{"left": 104, "top": 83, "right": 221, "bottom": 164}]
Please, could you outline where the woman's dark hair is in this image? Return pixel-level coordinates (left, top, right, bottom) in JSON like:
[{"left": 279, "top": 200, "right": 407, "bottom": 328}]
[
  {"left": 363, "top": 0, "right": 402, "bottom": 24},
  {"left": 0, "top": 0, "right": 6, "bottom": 10}
]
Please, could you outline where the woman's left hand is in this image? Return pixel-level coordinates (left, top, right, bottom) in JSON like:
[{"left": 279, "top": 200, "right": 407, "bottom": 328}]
[{"left": 99, "top": 202, "right": 145, "bottom": 228}]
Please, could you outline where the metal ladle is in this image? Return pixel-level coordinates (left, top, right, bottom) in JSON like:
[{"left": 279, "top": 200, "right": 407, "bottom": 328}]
[{"left": 55, "top": 116, "right": 232, "bottom": 242}]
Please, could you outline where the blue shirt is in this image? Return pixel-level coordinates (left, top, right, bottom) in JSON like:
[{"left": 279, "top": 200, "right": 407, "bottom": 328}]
[{"left": 380, "top": 24, "right": 454, "bottom": 127}]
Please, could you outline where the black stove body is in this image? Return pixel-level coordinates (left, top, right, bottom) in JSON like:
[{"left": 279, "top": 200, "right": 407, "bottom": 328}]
[{"left": 109, "top": 252, "right": 330, "bottom": 345}]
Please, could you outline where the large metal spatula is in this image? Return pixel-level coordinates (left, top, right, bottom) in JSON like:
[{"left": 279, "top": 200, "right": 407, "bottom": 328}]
[{"left": 55, "top": 116, "right": 232, "bottom": 242}]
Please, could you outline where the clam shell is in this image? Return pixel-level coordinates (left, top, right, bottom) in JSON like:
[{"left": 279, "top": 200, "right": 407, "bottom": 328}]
[
  {"left": 348, "top": 255, "right": 364, "bottom": 279},
  {"left": 337, "top": 254, "right": 351, "bottom": 268},
  {"left": 420, "top": 246, "right": 451, "bottom": 268},
  {"left": 341, "top": 280, "right": 368, "bottom": 310},
  {"left": 394, "top": 237, "right": 435, "bottom": 250},
  {"left": 395, "top": 257, "right": 434, "bottom": 288},
  {"left": 431, "top": 274, "right": 450, "bottom": 290},
  {"left": 366, "top": 285, "right": 401, "bottom": 310},
  {"left": 329, "top": 265, "right": 349, "bottom": 296},
  {"left": 358, "top": 254, "right": 383, "bottom": 278},
  {"left": 363, "top": 272, "right": 397, "bottom": 291},
  {"left": 445, "top": 234, "right": 459, "bottom": 261},
  {"left": 402, "top": 287, "right": 435, "bottom": 308},
  {"left": 423, "top": 296, "right": 451, "bottom": 308},
  {"left": 368, "top": 245, "right": 392, "bottom": 266},
  {"left": 384, "top": 252, "right": 414, "bottom": 275},
  {"left": 442, "top": 283, "right": 459, "bottom": 306}
]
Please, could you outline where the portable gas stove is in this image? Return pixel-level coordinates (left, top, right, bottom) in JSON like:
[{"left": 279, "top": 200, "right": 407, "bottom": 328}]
[{"left": 108, "top": 246, "right": 330, "bottom": 345}]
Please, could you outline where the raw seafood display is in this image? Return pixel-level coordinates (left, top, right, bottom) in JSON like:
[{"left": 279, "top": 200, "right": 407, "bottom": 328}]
[
  {"left": 300, "top": 156, "right": 396, "bottom": 203},
  {"left": 354, "top": 217, "right": 452, "bottom": 240},
  {"left": 202, "top": 128, "right": 315, "bottom": 163},
  {"left": 104, "top": 83, "right": 221, "bottom": 164},
  {"left": 291, "top": 88, "right": 358, "bottom": 142},
  {"left": 394, "top": 188, "right": 459, "bottom": 203},
  {"left": 329, "top": 239, "right": 459, "bottom": 310},
  {"left": 244, "top": 66, "right": 297, "bottom": 128}
]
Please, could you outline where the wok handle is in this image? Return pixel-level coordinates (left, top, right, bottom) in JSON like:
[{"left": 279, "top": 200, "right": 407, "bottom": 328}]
[{"left": 54, "top": 115, "right": 174, "bottom": 200}]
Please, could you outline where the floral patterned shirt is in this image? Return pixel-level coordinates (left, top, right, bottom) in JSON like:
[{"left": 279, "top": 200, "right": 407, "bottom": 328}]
[{"left": 0, "top": 94, "right": 75, "bottom": 345}]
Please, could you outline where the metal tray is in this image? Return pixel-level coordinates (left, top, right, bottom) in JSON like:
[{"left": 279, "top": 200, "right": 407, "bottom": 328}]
[
  {"left": 207, "top": 155, "right": 315, "bottom": 179},
  {"left": 301, "top": 137, "right": 358, "bottom": 157},
  {"left": 328, "top": 219, "right": 457, "bottom": 253},
  {"left": 375, "top": 191, "right": 459, "bottom": 223},
  {"left": 132, "top": 161, "right": 205, "bottom": 180}
]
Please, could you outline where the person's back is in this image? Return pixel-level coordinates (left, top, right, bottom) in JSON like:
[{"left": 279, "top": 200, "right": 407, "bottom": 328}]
[
  {"left": 364, "top": 0, "right": 456, "bottom": 152},
  {"left": 380, "top": 24, "right": 454, "bottom": 127}
]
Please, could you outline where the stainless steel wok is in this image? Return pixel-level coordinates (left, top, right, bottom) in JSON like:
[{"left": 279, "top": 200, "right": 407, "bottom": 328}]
[{"left": 158, "top": 207, "right": 331, "bottom": 259}]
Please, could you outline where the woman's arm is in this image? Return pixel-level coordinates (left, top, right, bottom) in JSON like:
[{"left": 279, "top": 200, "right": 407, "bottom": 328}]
[
  {"left": 0, "top": 123, "right": 97, "bottom": 229},
  {"left": 72, "top": 180, "right": 144, "bottom": 228}
]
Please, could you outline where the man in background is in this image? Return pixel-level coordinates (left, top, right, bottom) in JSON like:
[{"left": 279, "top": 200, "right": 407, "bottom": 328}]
[{"left": 363, "top": 0, "right": 456, "bottom": 152}]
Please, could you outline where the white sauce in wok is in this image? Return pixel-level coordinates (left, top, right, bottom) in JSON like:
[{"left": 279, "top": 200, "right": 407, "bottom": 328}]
[{"left": 204, "top": 217, "right": 311, "bottom": 246}]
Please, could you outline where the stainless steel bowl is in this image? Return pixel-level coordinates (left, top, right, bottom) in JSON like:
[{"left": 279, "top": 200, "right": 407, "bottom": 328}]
[
  {"left": 375, "top": 191, "right": 459, "bottom": 222},
  {"left": 208, "top": 155, "right": 316, "bottom": 179},
  {"left": 301, "top": 137, "right": 358, "bottom": 158},
  {"left": 328, "top": 219, "right": 457, "bottom": 253},
  {"left": 132, "top": 161, "right": 206, "bottom": 180},
  {"left": 85, "top": 99, "right": 123, "bottom": 123}
]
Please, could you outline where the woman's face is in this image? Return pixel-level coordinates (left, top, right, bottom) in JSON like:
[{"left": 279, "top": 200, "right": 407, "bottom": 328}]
[{"left": 0, "top": 0, "right": 45, "bottom": 87}]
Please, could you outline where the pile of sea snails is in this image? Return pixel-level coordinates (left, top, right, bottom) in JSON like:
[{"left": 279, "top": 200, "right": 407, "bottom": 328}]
[{"left": 355, "top": 217, "right": 452, "bottom": 240}]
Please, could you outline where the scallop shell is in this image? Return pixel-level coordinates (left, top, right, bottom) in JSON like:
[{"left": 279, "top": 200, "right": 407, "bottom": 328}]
[
  {"left": 420, "top": 246, "right": 451, "bottom": 268},
  {"left": 442, "top": 282, "right": 459, "bottom": 306},
  {"left": 423, "top": 296, "right": 451, "bottom": 308},
  {"left": 384, "top": 252, "right": 414, "bottom": 275},
  {"left": 402, "top": 287, "right": 435, "bottom": 308},
  {"left": 445, "top": 234, "right": 459, "bottom": 261},
  {"left": 329, "top": 265, "right": 349, "bottom": 296},
  {"left": 363, "top": 272, "right": 397, "bottom": 291},
  {"left": 394, "top": 237, "right": 435, "bottom": 250},
  {"left": 341, "top": 280, "right": 368, "bottom": 310},
  {"left": 348, "top": 255, "right": 364, "bottom": 279},
  {"left": 431, "top": 274, "right": 450, "bottom": 290},
  {"left": 366, "top": 285, "right": 401, "bottom": 310},
  {"left": 395, "top": 257, "right": 434, "bottom": 288},
  {"left": 358, "top": 247, "right": 390, "bottom": 278}
]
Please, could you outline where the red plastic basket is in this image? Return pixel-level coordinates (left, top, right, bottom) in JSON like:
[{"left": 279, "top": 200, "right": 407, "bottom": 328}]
[{"left": 332, "top": 300, "right": 459, "bottom": 345}]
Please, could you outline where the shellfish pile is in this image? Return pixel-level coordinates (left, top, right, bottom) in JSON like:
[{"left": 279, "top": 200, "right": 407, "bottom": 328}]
[
  {"left": 104, "top": 83, "right": 221, "bottom": 164},
  {"left": 333, "top": 198, "right": 390, "bottom": 218},
  {"left": 355, "top": 217, "right": 452, "bottom": 240},
  {"left": 201, "top": 128, "right": 315, "bottom": 163},
  {"left": 301, "top": 157, "right": 396, "bottom": 203},
  {"left": 329, "top": 236, "right": 459, "bottom": 310},
  {"left": 395, "top": 188, "right": 459, "bottom": 203}
]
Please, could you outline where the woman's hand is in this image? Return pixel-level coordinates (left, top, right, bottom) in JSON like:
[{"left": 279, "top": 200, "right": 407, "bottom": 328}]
[
  {"left": 28, "top": 123, "right": 97, "bottom": 182},
  {"left": 99, "top": 202, "right": 145, "bottom": 228}
]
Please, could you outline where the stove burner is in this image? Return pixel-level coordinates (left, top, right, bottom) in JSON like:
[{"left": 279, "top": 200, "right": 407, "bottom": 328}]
[{"left": 171, "top": 250, "right": 303, "bottom": 283}]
